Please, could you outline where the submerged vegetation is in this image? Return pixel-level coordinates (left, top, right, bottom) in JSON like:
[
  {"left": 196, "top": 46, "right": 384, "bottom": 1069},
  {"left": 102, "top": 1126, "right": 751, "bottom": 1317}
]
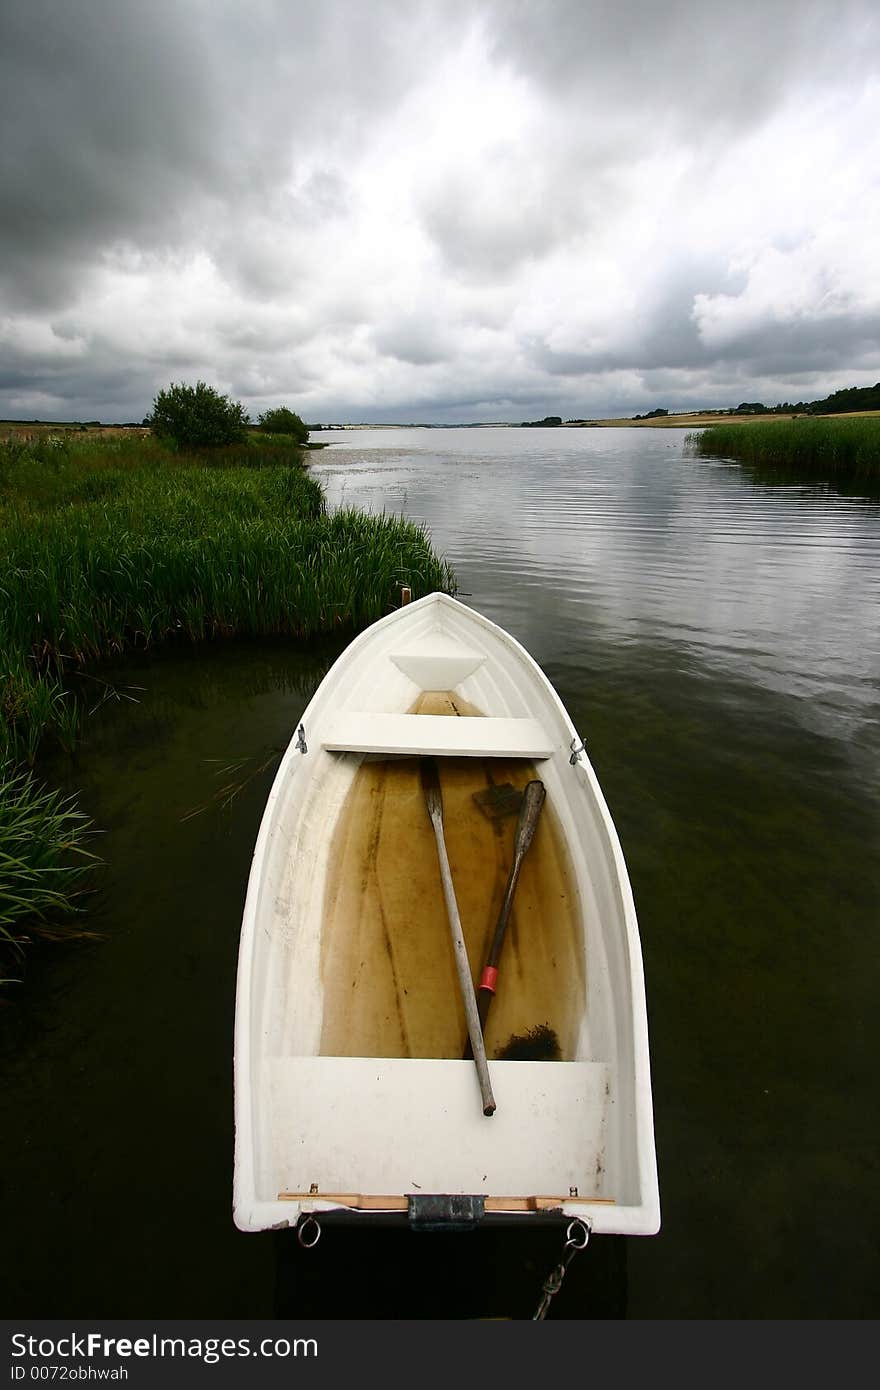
[
  {"left": 687, "top": 416, "right": 880, "bottom": 486},
  {"left": 0, "top": 422, "right": 455, "bottom": 964}
]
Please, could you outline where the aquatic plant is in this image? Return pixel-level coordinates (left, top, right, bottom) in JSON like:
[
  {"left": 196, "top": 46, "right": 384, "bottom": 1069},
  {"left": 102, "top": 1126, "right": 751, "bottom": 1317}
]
[
  {"left": 0, "top": 436, "right": 455, "bottom": 763},
  {"left": 0, "top": 428, "right": 455, "bottom": 961},
  {"left": 0, "top": 762, "right": 100, "bottom": 974},
  {"left": 687, "top": 416, "right": 880, "bottom": 483},
  {"left": 0, "top": 428, "right": 308, "bottom": 503}
]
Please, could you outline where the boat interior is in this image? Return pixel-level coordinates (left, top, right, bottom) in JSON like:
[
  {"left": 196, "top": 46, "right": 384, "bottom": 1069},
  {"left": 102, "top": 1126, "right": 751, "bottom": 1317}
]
[
  {"left": 319, "top": 694, "right": 585, "bottom": 1065},
  {"left": 259, "top": 693, "right": 619, "bottom": 1213}
]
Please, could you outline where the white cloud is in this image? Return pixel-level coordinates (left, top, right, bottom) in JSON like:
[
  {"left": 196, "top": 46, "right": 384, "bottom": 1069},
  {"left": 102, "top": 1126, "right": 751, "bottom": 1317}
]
[{"left": 1, "top": 0, "right": 879, "bottom": 422}]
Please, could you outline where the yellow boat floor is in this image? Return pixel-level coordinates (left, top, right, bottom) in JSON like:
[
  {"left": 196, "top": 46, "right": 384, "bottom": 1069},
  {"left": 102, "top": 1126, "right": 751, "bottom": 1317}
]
[{"left": 319, "top": 694, "right": 585, "bottom": 1061}]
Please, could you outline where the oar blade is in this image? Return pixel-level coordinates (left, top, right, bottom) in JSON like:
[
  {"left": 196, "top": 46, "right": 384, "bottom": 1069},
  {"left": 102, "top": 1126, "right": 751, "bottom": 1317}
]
[{"left": 514, "top": 779, "right": 546, "bottom": 859}]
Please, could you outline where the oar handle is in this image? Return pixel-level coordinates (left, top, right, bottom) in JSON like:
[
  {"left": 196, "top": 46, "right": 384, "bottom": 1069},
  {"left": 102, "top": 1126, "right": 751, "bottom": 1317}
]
[{"left": 422, "top": 760, "right": 496, "bottom": 1117}]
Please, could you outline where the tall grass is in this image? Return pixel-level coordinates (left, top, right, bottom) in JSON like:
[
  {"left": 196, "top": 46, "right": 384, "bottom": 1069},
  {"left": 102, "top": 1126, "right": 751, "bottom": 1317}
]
[
  {"left": 0, "top": 430, "right": 456, "bottom": 961},
  {"left": 0, "top": 428, "right": 310, "bottom": 502},
  {"left": 1, "top": 434, "right": 455, "bottom": 764},
  {"left": 0, "top": 762, "right": 100, "bottom": 978},
  {"left": 687, "top": 417, "right": 880, "bottom": 484}
]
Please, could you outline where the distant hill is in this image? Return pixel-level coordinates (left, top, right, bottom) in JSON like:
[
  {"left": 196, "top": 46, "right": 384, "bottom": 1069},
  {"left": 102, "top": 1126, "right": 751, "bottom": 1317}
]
[
  {"left": 807, "top": 383, "right": 880, "bottom": 414},
  {"left": 740, "top": 383, "right": 880, "bottom": 415}
]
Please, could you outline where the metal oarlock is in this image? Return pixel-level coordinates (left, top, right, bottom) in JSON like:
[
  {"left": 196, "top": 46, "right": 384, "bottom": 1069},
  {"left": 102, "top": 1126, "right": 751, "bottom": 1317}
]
[{"left": 569, "top": 735, "right": 587, "bottom": 764}]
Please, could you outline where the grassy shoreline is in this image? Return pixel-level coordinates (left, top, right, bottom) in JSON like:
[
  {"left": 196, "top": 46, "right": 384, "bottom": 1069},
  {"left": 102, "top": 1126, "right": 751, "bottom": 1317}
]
[
  {"left": 566, "top": 408, "right": 880, "bottom": 429},
  {"left": 0, "top": 429, "right": 455, "bottom": 964},
  {"left": 686, "top": 415, "right": 880, "bottom": 485}
]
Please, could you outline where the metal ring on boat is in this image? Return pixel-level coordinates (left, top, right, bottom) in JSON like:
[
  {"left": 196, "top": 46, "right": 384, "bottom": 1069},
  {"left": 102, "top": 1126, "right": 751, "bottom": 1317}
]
[
  {"left": 296, "top": 1214, "right": 322, "bottom": 1249},
  {"left": 565, "top": 1218, "right": 591, "bottom": 1251}
]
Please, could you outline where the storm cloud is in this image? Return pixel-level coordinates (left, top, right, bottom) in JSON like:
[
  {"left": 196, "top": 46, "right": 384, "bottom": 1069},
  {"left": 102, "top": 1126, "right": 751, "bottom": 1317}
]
[{"left": 1, "top": 0, "right": 878, "bottom": 422}]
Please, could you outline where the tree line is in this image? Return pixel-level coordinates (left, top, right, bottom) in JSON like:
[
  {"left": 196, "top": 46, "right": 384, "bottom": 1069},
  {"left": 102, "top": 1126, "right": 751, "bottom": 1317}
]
[
  {"left": 146, "top": 381, "right": 309, "bottom": 448},
  {"left": 734, "top": 383, "right": 880, "bottom": 416}
]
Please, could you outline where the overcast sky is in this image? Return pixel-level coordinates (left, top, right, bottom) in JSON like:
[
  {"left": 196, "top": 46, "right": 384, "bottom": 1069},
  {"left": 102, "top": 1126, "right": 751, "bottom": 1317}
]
[{"left": 2, "top": 0, "right": 878, "bottom": 424}]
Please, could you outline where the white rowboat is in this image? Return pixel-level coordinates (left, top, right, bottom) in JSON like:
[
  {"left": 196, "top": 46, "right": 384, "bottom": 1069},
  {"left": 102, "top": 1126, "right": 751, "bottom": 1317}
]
[{"left": 233, "top": 593, "right": 660, "bottom": 1236}]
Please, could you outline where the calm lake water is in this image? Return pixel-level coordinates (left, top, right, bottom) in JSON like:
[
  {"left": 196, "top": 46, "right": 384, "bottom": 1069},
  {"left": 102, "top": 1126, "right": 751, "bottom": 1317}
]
[{"left": 2, "top": 426, "right": 879, "bottom": 1320}]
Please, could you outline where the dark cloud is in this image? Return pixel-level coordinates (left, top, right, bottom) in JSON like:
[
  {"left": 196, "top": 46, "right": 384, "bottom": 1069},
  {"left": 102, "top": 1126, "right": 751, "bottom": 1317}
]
[
  {"left": 697, "top": 312, "right": 880, "bottom": 378},
  {"left": 1, "top": 0, "right": 878, "bottom": 422},
  {"left": 0, "top": 0, "right": 447, "bottom": 309},
  {"left": 485, "top": 0, "right": 880, "bottom": 137},
  {"left": 1, "top": 1, "right": 227, "bottom": 307}
]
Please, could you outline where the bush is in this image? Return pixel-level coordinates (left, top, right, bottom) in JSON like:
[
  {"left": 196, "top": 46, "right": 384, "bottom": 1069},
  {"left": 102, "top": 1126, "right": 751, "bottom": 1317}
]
[
  {"left": 148, "top": 381, "right": 250, "bottom": 448},
  {"left": 257, "top": 407, "right": 309, "bottom": 445}
]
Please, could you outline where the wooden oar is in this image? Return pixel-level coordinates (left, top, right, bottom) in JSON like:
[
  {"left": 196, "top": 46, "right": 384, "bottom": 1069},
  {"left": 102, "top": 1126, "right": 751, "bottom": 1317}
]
[
  {"left": 421, "top": 758, "right": 496, "bottom": 1117},
  {"left": 467, "top": 779, "right": 546, "bottom": 1053}
]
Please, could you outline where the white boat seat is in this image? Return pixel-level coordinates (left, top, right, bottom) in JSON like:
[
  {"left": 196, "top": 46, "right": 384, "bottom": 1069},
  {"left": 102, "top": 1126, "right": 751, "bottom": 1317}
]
[
  {"left": 321, "top": 712, "right": 554, "bottom": 758},
  {"left": 263, "top": 1056, "right": 611, "bottom": 1201}
]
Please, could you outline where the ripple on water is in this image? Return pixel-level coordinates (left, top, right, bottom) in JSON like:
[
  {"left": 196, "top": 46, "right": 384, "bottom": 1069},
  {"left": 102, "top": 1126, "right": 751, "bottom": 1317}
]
[{"left": 314, "top": 428, "right": 880, "bottom": 756}]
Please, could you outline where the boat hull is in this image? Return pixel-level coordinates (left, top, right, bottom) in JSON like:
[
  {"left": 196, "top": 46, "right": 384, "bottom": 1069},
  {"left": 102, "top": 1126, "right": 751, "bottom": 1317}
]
[{"left": 233, "top": 593, "right": 660, "bottom": 1236}]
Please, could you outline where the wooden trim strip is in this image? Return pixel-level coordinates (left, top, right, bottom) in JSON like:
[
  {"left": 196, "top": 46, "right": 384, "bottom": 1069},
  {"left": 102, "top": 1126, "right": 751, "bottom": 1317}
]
[{"left": 277, "top": 1192, "right": 615, "bottom": 1211}]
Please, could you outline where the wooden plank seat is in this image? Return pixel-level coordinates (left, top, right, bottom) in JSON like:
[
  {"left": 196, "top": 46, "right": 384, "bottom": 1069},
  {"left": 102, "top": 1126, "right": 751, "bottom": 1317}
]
[{"left": 321, "top": 712, "right": 554, "bottom": 758}]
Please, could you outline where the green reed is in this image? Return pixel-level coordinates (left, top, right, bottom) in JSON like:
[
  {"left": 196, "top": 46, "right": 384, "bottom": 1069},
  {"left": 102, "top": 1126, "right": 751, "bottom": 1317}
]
[
  {"left": 0, "top": 429, "right": 310, "bottom": 506},
  {"left": 0, "top": 761, "right": 100, "bottom": 975},
  {"left": 0, "top": 436, "right": 455, "bottom": 764},
  {"left": 0, "top": 432, "right": 455, "bottom": 957},
  {"left": 687, "top": 416, "right": 880, "bottom": 484}
]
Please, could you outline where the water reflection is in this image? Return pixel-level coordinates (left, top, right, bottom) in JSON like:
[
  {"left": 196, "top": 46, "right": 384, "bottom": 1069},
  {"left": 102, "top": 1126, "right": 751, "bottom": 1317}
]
[{"left": 315, "top": 428, "right": 880, "bottom": 761}]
